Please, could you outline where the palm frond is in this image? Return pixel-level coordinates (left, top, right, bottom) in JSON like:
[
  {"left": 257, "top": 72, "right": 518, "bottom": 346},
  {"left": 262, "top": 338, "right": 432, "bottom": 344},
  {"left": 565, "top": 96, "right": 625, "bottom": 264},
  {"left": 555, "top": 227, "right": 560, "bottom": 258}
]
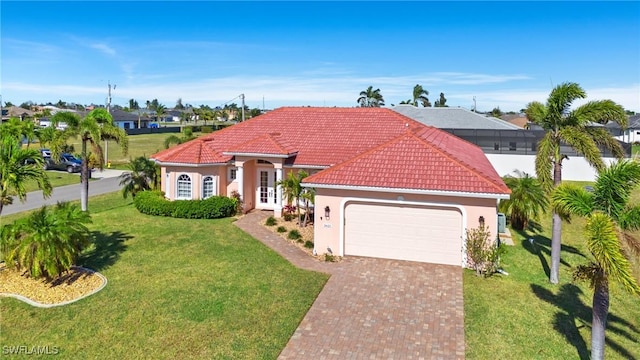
[
  {"left": 551, "top": 184, "right": 593, "bottom": 219},
  {"left": 524, "top": 101, "right": 547, "bottom": 127},
  {"left": 584, "top": 127, "right": 626, "bottom": 159},
  {"left": 585, "top": 213, "right": 640, "bottom": 295},
  {"left": 534, "top": 131, "right": 556, "bottom": 192},
  {"left": 593, "top": 160, "right": 640, "bottom": 219},
  {"left": 571, "top": 99, "right": 627, "bottom": 128},
  {"left": 558, "top": 126, "right": 604, "bottom": 171},
  {"left": 619, "top": 205, "right": 640, "bottom": 232},
  {"left": 547, "top": 82, "right": 586, "bottom": 120}
]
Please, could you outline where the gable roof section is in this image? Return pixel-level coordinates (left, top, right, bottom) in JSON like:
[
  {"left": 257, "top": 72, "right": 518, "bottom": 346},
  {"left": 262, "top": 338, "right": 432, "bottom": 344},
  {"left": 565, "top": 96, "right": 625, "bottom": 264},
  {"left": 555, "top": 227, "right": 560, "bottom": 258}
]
[
  {"left": 303, "top": 126, "right": 510, "bottom": 195},
  {"left": 393, "top": 105, "right": 521, "bottom": 130},
  {"left": 224, "top": 132, "right": 298, "bottom": 157},
  {"left": 152, "top": 137, "right": 227, "bottom": 165}
]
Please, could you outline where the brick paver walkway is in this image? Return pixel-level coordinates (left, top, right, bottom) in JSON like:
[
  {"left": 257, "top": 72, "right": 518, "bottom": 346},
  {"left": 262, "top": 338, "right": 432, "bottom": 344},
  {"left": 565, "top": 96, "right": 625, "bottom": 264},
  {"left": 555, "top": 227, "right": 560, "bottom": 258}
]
[{"left": 235, "top": 211, "right": 465, "bottom": 359}]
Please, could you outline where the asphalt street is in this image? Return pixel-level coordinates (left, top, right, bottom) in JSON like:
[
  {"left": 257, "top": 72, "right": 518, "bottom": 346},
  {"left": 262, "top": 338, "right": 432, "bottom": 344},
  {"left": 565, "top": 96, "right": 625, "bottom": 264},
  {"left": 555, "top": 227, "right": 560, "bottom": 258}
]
[{"left": 2, "top": 169, "right": 126, "bottom": 216}]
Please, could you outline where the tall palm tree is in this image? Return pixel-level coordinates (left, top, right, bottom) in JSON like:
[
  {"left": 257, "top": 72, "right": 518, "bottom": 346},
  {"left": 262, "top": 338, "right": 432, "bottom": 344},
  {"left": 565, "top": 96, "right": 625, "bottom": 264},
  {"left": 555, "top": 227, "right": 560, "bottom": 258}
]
[
  {"left": 412, "top": 84, "right": 430, "bottom": 107},
  {"left": 0, "top": 133, "right": 52, "bottom": 216},
  {"left": 119, "top": 156, "right": 159, "bottom": 198},
  {"left": 552, "top": 160, "right": 640, "bottom": 360},
  {"left": 1, "top": 202, "right": 91, "bottom": 279},
  {"left": 499, "top": 170, "right": 548, "bottom": 230},
  {"left": 64, "top": 108, "right": 129, "bottom": 211},
  {"left": 357, "top": 86, "right": 385, "bottom": 107},
  {"left": 526, "top": 82, "right": 627, "bottom": 284}
]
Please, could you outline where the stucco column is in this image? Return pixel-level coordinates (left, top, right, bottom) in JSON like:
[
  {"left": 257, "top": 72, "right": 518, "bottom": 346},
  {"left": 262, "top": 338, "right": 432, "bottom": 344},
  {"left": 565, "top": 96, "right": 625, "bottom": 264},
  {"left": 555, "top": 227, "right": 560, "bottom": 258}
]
[
  {"left": 275, "top": 168, "right": 283, "bottom": 217},
  {"left": 236, "top": 165, "right": 244, "bottom": 202}
]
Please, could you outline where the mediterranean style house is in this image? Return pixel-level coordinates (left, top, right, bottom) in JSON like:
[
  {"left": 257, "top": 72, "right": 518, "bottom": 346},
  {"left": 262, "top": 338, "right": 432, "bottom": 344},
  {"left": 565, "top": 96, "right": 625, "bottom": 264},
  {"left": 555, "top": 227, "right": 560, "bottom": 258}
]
[{"left": 151, "top": 107, "right": 510, "bottom": 266}]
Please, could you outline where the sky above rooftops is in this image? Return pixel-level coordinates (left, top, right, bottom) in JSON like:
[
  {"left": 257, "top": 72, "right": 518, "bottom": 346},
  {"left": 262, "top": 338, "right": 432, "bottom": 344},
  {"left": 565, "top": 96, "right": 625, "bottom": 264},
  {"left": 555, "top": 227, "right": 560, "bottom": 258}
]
[{"left": 1, "top": 1, "right": 638, "bottom": 112}]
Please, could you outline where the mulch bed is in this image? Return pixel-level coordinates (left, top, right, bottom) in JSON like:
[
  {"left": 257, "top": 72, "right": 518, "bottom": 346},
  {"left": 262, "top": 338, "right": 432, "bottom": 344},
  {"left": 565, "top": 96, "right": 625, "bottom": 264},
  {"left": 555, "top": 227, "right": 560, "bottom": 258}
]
[
  {"left": 261, "top": 216, "right": 342, "bottom": 262},
  {"left": 0, "top": 263, "right": 104, "bottom": 305}
]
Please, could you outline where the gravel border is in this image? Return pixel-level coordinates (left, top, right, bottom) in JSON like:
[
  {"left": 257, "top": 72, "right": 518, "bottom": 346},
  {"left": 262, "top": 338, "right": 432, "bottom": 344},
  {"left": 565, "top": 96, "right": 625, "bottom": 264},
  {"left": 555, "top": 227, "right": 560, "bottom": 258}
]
[{"left": 0, "top": 266, "right": 107, "bottom": 308}]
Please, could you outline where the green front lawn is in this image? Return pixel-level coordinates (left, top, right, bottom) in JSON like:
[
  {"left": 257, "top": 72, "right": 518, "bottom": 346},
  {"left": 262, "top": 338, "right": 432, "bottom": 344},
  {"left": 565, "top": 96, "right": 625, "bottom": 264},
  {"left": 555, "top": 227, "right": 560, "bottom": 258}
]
[
  {"left": 0, "top": 193, "right": 329, "bottom": 359},
  {"left": 464, "top": 211, "right": 640, "bottom": 359}
]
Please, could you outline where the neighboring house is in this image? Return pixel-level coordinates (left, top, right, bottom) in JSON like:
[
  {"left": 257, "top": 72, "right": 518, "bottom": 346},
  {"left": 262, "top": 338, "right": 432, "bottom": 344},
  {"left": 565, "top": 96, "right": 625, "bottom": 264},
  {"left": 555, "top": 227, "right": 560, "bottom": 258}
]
[
  {"left": 151, "top": 107, "right": 510, "bottom": 266},
  {"left": 109, "top": 109, "right": 152, "bottom": 129},
  {"left": 3, "top": 106, "right": 35, "bottom": 121},
  {"left": 607, "top": 114, "right": 640, "bottom": 143},
  {"left": 393, "top": 105, "right": 521, "bottom": 130}
]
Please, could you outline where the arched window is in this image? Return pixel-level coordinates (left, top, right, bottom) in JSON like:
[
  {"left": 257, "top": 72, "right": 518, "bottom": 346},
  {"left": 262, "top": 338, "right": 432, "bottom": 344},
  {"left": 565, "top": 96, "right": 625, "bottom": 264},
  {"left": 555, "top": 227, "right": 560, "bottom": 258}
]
[
  {"left": 202, "top": 176, "right": 215, "bottom": 199},
  {"left": 176, "top": 174, "right": 192, "bottom": 199}
]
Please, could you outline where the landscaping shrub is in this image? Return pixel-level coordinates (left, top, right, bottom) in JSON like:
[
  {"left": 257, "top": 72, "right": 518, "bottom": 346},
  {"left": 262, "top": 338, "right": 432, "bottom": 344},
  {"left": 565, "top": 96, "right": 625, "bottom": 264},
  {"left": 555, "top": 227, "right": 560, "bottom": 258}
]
[
  {"left": 133, "top": 190, "right": 236, "bottom": 219},
  {"left": 324, "top": 253, "right": 336, "bottom": 262},
  {"left": 287, "top": 229, "right": 302, "bottom": 240},
  {"left": 201, "top": 126, "right": 213, "bottom": 133},
  {"left": 230, "top": 190, "right": 243, "bottom": 215},
  {"left": 283, "top": 213, "right": 294, "bottom": 222},
  {"left": 265, "top": 216, "right": 277, "bottom": 226},
  {"left": 466, "top": 224, "right": 504, "bottom": 277},
  {"left": 304, "top": 240, "right": 314, "bottom": 248},
  {"left": 276, "top": 226, "right": 287, "bottom": 233}
]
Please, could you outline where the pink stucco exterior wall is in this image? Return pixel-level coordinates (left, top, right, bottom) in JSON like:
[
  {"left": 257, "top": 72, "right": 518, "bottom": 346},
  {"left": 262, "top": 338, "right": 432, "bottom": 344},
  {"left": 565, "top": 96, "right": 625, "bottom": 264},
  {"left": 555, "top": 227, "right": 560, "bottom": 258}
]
[
  {"left": 312, "top": 188, "right": 500, "bottom": 261},
  {"left": 160, "top": 165, "right": 225, "bottom": 200}
]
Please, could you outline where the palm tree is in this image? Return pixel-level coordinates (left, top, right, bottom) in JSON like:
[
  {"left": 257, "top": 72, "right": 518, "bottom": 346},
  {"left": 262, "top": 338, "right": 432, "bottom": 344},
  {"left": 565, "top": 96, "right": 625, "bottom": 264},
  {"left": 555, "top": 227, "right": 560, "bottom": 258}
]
[
  {"left": 357, "top": 86, "right": 385, "bottom": 107},
  {"left": 64, "top": 108, "right": 129, "bottom": 211},
  {"left": 0, "top": 133, "right": 52, "bottom": 216},
  {"left": 119, "top": 156, "right": 159, "bottom": 198},
  {"left": 156, "top": 104, "right": 167, "bottom": 122},
  {"left": 1, "top": 202, "right": 91, "bottom": 279},
  {"left": 499, "top": 170, "right": 548, "bottom": 230},
  {"left": 526, "top": 82, "right": 627, "bottom": 284},
  {"left": 276, "top": 171, "right": 304, "bottom": 222},
  {"left": 412, "top": 84, "right": 430, "bottom": 107},
  {"left": 552, "top": 160, "right": 640, "bottom": 360}
]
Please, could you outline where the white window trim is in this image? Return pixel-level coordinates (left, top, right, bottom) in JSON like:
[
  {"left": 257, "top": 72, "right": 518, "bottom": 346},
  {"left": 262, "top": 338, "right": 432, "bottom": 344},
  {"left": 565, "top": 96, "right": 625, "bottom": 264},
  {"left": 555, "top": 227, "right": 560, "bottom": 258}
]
[
  {"left": 228, "top": 167, "right": 238, "bottom": 182},
  {"left": 202, "top": 175, "right": 217, "bottom": 199},
  {"left": 176, "top": 173, "right": 193, "bottom": 200}
]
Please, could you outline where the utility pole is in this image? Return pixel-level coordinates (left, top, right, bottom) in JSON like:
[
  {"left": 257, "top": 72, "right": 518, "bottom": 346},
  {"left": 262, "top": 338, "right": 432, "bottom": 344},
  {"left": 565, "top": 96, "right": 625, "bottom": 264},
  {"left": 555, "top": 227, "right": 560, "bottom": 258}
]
[
  {"left": 240, "top": 93, "right": 245, "bottom": 122},
  {"left": 472, "top": 96, "right": 477, "bottom": 112},
  {"left": 105, "top": 81, "right": 116, "bottom": 164}
]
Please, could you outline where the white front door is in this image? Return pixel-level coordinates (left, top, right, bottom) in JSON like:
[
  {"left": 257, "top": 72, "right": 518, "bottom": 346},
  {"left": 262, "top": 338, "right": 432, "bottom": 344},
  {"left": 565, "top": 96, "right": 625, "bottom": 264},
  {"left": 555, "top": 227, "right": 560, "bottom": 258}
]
[{"left": 256, "top": 168, "right": 277, "bottom": 209}]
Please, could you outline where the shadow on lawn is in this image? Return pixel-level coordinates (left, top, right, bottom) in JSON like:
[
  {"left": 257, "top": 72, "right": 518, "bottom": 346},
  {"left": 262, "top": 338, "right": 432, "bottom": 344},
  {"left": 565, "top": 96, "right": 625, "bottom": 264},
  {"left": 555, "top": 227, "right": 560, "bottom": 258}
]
[
  {"left": 514, "top": 229, "right": 586, "bottom": 278},
  {"left": 531, "top": 283, "right": 639, "bottom": 360},
  {"left": 79, "top": 231, "right": 132, "bottom": 271}
]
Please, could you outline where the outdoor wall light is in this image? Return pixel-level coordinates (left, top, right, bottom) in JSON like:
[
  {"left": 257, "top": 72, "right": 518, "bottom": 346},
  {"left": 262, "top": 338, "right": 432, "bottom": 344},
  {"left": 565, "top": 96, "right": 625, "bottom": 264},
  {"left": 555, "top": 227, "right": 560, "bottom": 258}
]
[
  {"left": 325, "top": 206, "right": 331, "bottom": 220},
  {"left": 479, "top": 216, "right": 485, "bottom": 227}
]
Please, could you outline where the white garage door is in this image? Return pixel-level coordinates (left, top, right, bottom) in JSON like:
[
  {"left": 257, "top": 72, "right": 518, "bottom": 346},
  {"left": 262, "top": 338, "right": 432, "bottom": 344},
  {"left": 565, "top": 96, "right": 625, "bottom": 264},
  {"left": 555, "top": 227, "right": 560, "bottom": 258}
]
[{"left": 344, "top": 202, "right": 463, "bottom": 265}]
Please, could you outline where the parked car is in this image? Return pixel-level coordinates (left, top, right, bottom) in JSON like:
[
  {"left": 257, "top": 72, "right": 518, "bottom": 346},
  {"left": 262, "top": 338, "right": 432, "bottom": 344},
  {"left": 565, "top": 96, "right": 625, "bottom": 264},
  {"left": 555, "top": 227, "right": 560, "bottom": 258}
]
[{"left": 43, "top": 151, "right": 82, "bottom": 173}]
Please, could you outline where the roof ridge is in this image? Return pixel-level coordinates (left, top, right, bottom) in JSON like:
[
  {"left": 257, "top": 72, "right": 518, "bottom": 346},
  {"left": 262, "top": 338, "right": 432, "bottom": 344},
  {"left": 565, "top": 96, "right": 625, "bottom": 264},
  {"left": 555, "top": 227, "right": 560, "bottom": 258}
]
[{"left": 407, "top": 128, "right": 509, "bottom": 193}]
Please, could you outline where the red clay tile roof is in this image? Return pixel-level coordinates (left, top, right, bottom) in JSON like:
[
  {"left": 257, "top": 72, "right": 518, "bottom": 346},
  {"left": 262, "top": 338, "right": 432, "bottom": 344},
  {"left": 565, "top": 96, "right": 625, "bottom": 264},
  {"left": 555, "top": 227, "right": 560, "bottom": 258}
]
[
  {"left": 151, "top": 107, "right": 509, "bottom": 194},
  {"left": 303, "top": 127, "right": 510, "bottom": 195}
]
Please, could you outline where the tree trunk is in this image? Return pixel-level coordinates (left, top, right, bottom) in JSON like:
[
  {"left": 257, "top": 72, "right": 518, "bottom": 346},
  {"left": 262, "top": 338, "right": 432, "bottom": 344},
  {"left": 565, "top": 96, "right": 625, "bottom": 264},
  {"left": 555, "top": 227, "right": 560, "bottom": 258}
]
[
  {"left": 550, "top": 160, "right": 563, "bottom": 284},
  {"left": 80, "top": 139, "right": 89, "bottom": 212},
  {"left": 591, "top": 274, "right": 609, "bottom": 360}
]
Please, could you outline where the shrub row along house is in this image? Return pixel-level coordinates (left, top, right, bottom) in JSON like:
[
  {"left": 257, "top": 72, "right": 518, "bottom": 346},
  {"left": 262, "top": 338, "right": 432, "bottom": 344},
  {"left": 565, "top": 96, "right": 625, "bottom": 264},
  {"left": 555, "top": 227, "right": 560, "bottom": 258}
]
[{"left": 151, "top": 107, "right": 510, "bottom": 266}]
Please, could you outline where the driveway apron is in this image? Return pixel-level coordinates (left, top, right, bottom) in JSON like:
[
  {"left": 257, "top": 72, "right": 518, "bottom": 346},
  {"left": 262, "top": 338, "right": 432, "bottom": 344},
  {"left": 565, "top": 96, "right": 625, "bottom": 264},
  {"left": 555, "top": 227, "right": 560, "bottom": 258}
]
[{"left": 235, "top": 211, "right": 465, "bottom": 360}]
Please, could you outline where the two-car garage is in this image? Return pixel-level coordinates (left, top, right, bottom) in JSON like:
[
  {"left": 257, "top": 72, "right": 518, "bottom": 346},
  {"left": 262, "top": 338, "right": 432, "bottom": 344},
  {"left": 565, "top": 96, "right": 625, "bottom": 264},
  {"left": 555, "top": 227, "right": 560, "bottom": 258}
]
[{"left": 343, "top": 201, "right": 464, "bottom": 266}]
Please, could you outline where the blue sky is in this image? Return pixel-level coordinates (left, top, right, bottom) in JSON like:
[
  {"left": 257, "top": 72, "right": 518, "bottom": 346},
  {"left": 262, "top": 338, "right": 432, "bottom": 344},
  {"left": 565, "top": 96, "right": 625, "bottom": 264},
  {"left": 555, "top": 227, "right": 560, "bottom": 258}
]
[{"left": 1, "top": 1, "right": 639, "bottom": 112}]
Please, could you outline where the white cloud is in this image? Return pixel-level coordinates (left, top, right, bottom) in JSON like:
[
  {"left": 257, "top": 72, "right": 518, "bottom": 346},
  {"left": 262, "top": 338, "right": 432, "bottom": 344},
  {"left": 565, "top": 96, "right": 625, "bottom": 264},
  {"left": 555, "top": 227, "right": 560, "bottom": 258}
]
[{"left": 90, "top": 43, "right": 116, "bottom": 57}]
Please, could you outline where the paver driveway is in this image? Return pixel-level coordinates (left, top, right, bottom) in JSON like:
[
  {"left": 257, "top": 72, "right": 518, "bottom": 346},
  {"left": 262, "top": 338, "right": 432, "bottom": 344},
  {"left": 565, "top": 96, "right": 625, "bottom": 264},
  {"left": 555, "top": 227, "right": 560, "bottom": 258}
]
[{"left": 235, "top": 211, "right": 465, "bottom": 360}]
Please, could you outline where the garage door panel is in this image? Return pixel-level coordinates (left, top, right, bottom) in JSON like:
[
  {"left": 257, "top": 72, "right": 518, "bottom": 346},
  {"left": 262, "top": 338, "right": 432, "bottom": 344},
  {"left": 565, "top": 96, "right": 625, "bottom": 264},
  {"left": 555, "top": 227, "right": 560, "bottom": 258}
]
[{"left": 344, "top": 203, "right": 462, "bottom": 265}]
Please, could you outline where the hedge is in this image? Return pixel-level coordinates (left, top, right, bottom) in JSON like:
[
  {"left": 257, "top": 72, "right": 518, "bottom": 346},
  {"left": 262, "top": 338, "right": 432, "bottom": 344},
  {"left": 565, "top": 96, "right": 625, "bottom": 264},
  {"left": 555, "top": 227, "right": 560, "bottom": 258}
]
[{"left": 133, "top": 191, "right": 237, "bottom": 219}]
